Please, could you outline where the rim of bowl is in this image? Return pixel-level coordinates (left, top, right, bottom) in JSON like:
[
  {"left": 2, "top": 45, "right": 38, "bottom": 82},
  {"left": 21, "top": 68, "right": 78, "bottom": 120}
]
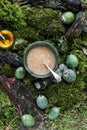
[{"left": 23, "top": 41, "right": 59, "bottom": 78}]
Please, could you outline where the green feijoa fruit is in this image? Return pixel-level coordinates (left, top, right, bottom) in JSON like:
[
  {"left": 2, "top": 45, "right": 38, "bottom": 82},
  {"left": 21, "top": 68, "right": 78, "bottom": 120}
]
[
  {"left": 48, "top": 107, "right": 60, "bottom": 120},
  {"left": 36, "top": 95, "right": 48, "bottom": 109},
  {"left": 66, "top": 54, "right": 79, "bottom": 68},
  {"left": 21, "top": 114, "right": 35, "bottom": 127},
  {"left": 63, "top": 69, "right": 76, "bottom": 83},
  {"left": 61, "top": 11, "right": 75, "bottom": 24},
  {"left": 15, "top": 67, "right": 25, "bottom": 79}
]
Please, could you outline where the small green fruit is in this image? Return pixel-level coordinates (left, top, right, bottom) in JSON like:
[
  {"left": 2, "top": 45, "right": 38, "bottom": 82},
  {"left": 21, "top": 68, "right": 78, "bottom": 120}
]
[
  {"left": 61, "top": 11, "right": 75, "bottom": 24},
  {"left": 48, "top": 107, "right": 60, "bottom": 120},
  {"left": 63, "top": 69, "right": 76, "bottom": 83},
  {"left": 36, "top": 95, "right": 48, "bottom": 109},
  {"left": 66, "top": 54, "right": 79, "bottom": 68},
  {"left": 15, "top": 67, "right": 25, "bottom": 79},
  {"left": 21, "top": 114, "right": 35, "bottom": 127}
]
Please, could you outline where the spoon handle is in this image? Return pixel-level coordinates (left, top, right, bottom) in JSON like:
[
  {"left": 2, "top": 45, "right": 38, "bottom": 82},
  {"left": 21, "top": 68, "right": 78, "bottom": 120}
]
[
  {"left": 0, "top": 34, "right": 5, "bottom": 40},
  {"left": 46, "top": 64, "right": 61, "bottom": 82}
]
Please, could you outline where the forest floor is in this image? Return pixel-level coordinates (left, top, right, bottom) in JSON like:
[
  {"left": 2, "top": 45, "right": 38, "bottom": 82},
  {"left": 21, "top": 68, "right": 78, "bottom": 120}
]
[
  {"left": 0, "top": 0, "right": 87, "bottom": 130},
  {"left": 0, "top": 84, "right": 87, "bottom": 130}
]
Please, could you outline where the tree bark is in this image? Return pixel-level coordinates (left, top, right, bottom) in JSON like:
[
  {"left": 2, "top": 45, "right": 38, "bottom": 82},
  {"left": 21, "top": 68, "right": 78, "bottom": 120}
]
[
  {"left": 0, "top": 75, "right": 47, "bottom": 130},
  {"left": 21, "top": 0, "right": 82, "bottom": 12},
  {"left": 0, "top": 49, "right": 23, "bottom": 67},
  {"left": 65, "top": 11, "right": 87, "bottom": 39}
]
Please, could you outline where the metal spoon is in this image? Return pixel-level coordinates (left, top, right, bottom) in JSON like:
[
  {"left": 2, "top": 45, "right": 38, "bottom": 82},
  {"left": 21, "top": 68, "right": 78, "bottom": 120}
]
[
  {"left": 44, "top": 64, "right": 61, "bottom": 83},
  {"left": 0, "top": 34, "right": 5, "bottom": 40}
]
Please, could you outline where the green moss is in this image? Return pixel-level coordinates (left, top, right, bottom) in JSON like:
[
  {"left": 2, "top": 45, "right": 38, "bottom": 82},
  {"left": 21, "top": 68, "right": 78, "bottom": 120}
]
[
  {"left": 0, "top": 1, "right": 65, "bottom": 42},
  {"left": 0, "top": 63, "right": 15, "bottom": 77},
  {"left": 47, "top": 101, "right": 87, "bottom": 130},
  {"left": 44, "top": 74, "right": 86, "bottom": 111},
  {"left": 70, "top": 37, "right": 87, "bottom": 74},
  {"left": 0, "top": 86, "right": 18, "bottom": 130},
  {"left": 25, "top": 7, "right": 65, "bottom": 39},
  {"left": 13, "top": 27, "right": 42, "bottom": 41},
  {"left": 0, "top": 0, "right": 26, "bottom": 31}
]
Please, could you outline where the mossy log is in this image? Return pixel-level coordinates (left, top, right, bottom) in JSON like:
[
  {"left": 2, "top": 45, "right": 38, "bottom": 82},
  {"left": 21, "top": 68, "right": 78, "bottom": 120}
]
[
  {"left": 0, "top": 49, "right": 23, "bottom": 67},
  {"left": 21, "top": 0, "right": 82, "bottom": 12},
  {"left": 0, "top": 75, "right": 47, "bottom": 130}
]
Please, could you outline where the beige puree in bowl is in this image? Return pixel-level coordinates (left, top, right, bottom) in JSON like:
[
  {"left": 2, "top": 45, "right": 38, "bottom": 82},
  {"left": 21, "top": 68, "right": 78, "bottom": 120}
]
[{"left": 27, "top": 46, "right": 56, "bottom": 75}]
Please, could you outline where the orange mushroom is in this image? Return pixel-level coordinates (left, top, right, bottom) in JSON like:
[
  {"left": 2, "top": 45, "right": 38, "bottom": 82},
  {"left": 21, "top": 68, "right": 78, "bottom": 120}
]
[{"left": 0, "top": 30, "right": 14, "bottom": 48}]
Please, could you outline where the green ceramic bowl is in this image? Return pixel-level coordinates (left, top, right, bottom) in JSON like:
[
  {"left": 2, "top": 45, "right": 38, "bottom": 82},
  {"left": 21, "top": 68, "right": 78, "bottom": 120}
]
[{"left": 23, "top": 41, "right": 59, "bottom": 78}]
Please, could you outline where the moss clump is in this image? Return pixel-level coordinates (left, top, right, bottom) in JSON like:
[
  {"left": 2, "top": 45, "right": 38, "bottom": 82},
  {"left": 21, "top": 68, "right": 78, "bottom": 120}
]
[
  {"left": 0, "top": 0, "right": 26, "bottom": 30},
  {"left": 13, "top": 7, "right": 65, "bottom": 42},
  {"left": 47, "top": 101, "right": 87, "bottom": 130},
  {"left": 0, "top": 63, "right": 15, "bottom": 77},
  {"left": 24, "top": 6, "right": 65, "bottom": 40},
  {"left": 13, "top": 27, "right": 42, "bottom": 41},
  {"left": 0, "top": 1, "right": 65, "bottom": 42},
  {"left": 0, "top": 86, "right": 18, "bottom": 130},
  {"left": 44, "top": 74, "right": 86, "bottom": 111}
]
